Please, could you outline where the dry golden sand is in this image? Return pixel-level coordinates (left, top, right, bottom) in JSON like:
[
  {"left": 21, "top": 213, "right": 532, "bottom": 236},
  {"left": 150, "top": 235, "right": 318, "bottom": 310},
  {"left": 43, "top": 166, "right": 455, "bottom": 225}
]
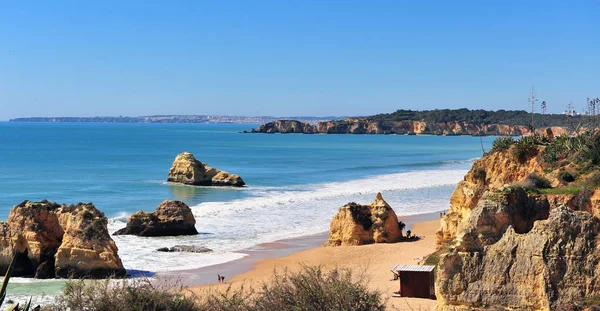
[{"left": 188, "top": 219, "right": 440, "bottom": 311}]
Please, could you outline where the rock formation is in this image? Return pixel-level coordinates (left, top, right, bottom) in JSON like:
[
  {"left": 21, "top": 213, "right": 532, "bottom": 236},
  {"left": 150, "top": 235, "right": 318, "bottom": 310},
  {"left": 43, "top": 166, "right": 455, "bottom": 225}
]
[
  {"left": 434, "top": 134, "right": 600, "bottom": 310},
  {"left": 0, "top": 200, "right": 125, "bottom": 279},
  {"left": 326, "top": 193, "right": 403, "bottom": 246},
  {"left": 167, "top": 151, "right": 245, "bottom": 187},
  {"left": 252, "top": 118, "right": 571, "bottom": 136},
  {"left": 436, "top": 202, "right": 600, "bottom": 310},
  {"left": 114, "top": 200, "right": 198, "bottom": 236},
  {"left": 156, "top": 245, "right": 213, "bottom": 253},
  {"left": 252, "top": 120, "right": 317, "bottom": 133}
]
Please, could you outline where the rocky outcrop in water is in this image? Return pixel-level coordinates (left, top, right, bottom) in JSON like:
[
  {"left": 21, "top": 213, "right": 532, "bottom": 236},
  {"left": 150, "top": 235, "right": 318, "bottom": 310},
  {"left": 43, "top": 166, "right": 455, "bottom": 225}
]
[
  {"left": 252, "top": 120, "right": 317, "bottom": 133},
  {"left": 326, "top": 193, "right": 403, "bottom": 246},
  {"left": 156, "top": 245, "right": 213, "bottom": 253},
  {"left": 252, "top": 118, "right": 571, "bottom": 136},
  {"left": 167, "top": 151, "right": 245, "bottom": 187},
  {"left": 114, "top": 200, "right": 198, "bottom": 237},
  {"left": 0, "top": 200, "right": 125, "bottom": 279}
]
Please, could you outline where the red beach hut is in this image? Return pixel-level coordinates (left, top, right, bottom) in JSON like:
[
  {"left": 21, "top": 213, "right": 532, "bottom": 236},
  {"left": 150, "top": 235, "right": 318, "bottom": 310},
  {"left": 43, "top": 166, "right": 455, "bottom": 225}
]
[{"left": 392, "top": 264, "right": 436, "bottom": 299}]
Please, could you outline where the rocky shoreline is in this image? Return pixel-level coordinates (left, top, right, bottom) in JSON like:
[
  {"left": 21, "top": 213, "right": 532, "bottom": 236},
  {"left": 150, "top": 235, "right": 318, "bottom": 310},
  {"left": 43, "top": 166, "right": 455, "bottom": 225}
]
[{"left": 251, "top": 119, "right": 570, "bottom": 136}]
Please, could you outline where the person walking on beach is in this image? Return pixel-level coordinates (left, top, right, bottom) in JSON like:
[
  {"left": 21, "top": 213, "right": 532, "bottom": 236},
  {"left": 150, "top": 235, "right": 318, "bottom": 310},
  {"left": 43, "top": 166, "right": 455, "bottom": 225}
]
[
  {"left": 218, "top": 274, "right": 221, "bottom": 283},
  {"left": 220, "top": 275, "right": 225, "bottom": 283}
]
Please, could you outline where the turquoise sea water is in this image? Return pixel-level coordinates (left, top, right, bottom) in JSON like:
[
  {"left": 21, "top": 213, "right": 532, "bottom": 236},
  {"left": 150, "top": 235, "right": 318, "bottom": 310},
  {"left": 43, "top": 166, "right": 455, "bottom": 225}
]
[{"left": 0, "top": 122, "right": 494, "bottom": 300}]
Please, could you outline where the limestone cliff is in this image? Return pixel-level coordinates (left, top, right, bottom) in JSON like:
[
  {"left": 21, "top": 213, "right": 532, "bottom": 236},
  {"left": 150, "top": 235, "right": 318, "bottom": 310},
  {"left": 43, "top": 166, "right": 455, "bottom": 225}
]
[
  {"left": 167, "top": 151, "right": 245, "bottom": 187},
  {"left": 326, "top": 193, "right": 403, "bottom": 246},
  {"left": 0, "top": 200, "right": 125, "bottom": 279},
  {"left": 436, "top": 145, "right": 550, "bottom": 246},
  {"left": 436, "top": 202, "right": 600, "bottom": 311},
  {"left": 252, "top": 120, "right": 317, "bottom": 133},
  {"left": 434, "top": 132, "right": 600, "bottom": 310},
  {"left": 252, "top": 118, "right": 571, "bottom": 136},
  {"left": 114, "top": 200, "right": 198, "bottom": 236}
]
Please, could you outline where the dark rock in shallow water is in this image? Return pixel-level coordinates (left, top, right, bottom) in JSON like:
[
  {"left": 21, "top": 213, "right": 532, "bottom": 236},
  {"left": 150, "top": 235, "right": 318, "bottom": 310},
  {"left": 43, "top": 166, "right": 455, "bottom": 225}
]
[
  {"left": 114, "top": 200, "right": 198, "bottom": 236},
  {"left": 156, "top": 245, "right": 213, "bottom": 253}
]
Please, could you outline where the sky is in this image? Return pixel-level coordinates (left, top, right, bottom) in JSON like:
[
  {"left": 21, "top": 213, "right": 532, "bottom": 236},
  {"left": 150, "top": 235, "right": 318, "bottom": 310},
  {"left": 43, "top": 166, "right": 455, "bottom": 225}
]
[{"left": 1, "top": 1, "right": 599, "bottom": 120}]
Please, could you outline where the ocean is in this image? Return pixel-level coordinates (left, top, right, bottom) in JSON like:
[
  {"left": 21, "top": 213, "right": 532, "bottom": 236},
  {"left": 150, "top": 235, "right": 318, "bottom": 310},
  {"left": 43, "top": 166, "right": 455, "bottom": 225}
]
[{"left": 0, "top": 122, "right": 494, "bottom": 300}]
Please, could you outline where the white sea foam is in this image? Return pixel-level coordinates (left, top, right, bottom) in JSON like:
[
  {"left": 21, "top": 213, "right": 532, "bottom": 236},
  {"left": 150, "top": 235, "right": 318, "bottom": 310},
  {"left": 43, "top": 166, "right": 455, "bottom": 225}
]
[{"left": 110, "top": 169, "right": 466, "bottom": 274}]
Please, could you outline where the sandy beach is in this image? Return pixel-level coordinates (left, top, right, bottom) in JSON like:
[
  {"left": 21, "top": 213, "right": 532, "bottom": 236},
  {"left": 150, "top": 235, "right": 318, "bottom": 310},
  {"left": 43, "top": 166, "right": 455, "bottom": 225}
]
[{"left": 187, "top": 217, "right": 440, "bottom": 311}]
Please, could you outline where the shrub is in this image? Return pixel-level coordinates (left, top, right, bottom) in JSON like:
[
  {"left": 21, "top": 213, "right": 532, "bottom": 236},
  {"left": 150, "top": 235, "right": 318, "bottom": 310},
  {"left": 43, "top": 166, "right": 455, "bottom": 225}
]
[
  {"left": 46, "top": 278, "right": 198, "bottom": 311},
  {"left": 558, "top": 171, "right": 575, "bottom": 183},
  {"left": 523, "top": 173, "right": 551, "bottom": 190},
  {"left": 47, "top": 266, "right": 385, "bottom": 311},
  {"left": 473, "top": 167, "right": 486, "bottom": 182},
  {"left": 491, "top": 136, "right": 514, "bottom": 152},
  {"left": 512, "top": 136, "right": 541, "bottom": 163},
  {"left": 348, "top": 204, "right": 373, "bottom": 231},
  {"left": 541, "top": 144, "right": 566, "bottom": 164},
  {"left": 253, "top": 266, "right": 385, "bottom": 311},
  {"left": 398, "top": 221, "right": 406, "bottom": 232}
]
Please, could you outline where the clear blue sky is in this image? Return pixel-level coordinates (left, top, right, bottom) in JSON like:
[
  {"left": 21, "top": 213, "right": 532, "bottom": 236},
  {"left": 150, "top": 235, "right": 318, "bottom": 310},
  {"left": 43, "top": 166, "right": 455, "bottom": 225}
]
[{"left": 1, "top": 1, "right": 598, "bottom": 120}]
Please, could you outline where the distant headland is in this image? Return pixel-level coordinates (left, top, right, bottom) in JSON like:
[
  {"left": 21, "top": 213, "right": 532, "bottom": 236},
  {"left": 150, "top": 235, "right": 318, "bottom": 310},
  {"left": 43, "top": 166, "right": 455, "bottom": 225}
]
[
  {"left": 8, "top": 115, "right": 344, "bottom": 124},
  {"left": 252, "top": 109, "right": 582, "bottom": 136}
]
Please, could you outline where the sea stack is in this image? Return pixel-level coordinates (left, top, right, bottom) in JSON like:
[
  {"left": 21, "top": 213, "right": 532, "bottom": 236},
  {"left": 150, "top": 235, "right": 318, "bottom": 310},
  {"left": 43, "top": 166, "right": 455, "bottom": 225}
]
[
  {"left": 0, "top": 200, "right": 125, "bottom": 279},
  {"left": 114, "top": 200, "right": 198, "bottom": 236},
  {"left": 326, "top": 193, "right": 403, "bottom": 246},
  {"left": 167, "top": 151, "right": 245, "bottom": 187}
]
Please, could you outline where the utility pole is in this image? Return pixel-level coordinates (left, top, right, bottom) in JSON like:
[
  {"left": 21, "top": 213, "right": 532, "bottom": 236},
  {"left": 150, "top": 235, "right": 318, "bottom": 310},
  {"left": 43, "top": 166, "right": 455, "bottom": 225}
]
[{"left": 528, "top": 86, "right": 538, "bottom": 130}]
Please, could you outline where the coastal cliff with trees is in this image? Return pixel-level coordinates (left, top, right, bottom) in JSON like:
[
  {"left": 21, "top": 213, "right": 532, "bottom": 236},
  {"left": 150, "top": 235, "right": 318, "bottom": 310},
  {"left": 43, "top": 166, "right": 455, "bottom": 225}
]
[{"left": 252, "top": 108, "right": 581, "bottom": 135}]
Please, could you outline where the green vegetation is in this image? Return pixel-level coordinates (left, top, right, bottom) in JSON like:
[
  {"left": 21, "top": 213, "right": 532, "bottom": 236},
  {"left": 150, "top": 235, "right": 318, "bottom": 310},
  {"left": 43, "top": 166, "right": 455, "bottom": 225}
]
[
  {"left": 491, "top": 136, "right": 515, "bottom": 152},
  {"left": 368, "top": 109, "right": 576, "bottom": 127},
  {"left": 45, "top": 266, "right": 385, "bottom": 311},
  {"left": 558, "top": 171, "right": 575, "bottom": 183},
  {"left": 538, "top": 186, "right": 581, "bottom": 195},
  {"left": 513, "top": 135, "right": 546, "bottom": 163},
  {"left": 46, "top": 278, "right": 197, "bottom": 311},
  {"left": 348, "top": 204, "right": 373, "bottom": 231},
  {"left": 473, "top": 167, "right": 486, "bottom": 182},
  {"left": 523, "top": 173, "right": 551, "bottom": 190}
]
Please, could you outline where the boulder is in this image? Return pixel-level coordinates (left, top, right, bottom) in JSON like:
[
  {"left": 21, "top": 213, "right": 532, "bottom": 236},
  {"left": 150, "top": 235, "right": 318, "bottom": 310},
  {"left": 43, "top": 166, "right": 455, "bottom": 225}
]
[
  {"left": 167, "top": 152, "right": 245, "bottom": 187},
  {"left": 114, "top": 200, "right": 198, "bottom": 237},
  {"left": 156, "top": 245, "right": 213, "bottom": 253},
  {"left": 326, "top": 193, "right": 403, "bottom": 246},
  {"left": 0, "top": 200, "right": 125, "bottom": 279}
]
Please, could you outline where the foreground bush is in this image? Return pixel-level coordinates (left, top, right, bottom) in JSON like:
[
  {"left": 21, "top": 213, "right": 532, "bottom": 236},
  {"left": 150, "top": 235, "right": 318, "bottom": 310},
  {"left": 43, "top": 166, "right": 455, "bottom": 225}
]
[
  {"left": 253, "top": 266, "right": 384, "bottom": 311},
  {"left": 45, "top": 266, "right": 385, "bottom": 311},
  {"left": 45, "top": 278, "right": 198, "bottom": 311}
]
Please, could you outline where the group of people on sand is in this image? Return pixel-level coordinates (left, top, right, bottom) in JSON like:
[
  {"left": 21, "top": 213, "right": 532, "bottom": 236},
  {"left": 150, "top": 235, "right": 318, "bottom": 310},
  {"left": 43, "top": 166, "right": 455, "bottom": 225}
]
[{"left": 217, "top": 274, "right": 225, "bottom": 283}]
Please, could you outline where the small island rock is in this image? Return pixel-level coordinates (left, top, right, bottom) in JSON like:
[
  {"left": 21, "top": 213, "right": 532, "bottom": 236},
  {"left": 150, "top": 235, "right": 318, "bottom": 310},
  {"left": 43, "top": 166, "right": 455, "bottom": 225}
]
[
  {"left": 167, "top": 152, "right": 245, "bottom": 187},
  {"left": 0, "top": 200, "right": 125, "bottom": 279},
  {"left": 114, "top": 200, "right": 198, "bottom": 236},
  {"left": 156, "top": 245, "right": 213, "bottom": 253},
  {"left": 326, "top": 193, "right": 403, "bottom": 246}
]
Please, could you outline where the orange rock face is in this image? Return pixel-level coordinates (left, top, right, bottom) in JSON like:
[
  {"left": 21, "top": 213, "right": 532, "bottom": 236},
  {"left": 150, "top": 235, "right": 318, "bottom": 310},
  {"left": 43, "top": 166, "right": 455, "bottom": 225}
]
[
  {"left": 326, "top": 193, "right": 403, "bottom": 246},
  {"left": 167, "top": 151, "right": 245, "bottom": 187},
  {"left": 0, "top": 200, "right": 125, "bottom": 279}
]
